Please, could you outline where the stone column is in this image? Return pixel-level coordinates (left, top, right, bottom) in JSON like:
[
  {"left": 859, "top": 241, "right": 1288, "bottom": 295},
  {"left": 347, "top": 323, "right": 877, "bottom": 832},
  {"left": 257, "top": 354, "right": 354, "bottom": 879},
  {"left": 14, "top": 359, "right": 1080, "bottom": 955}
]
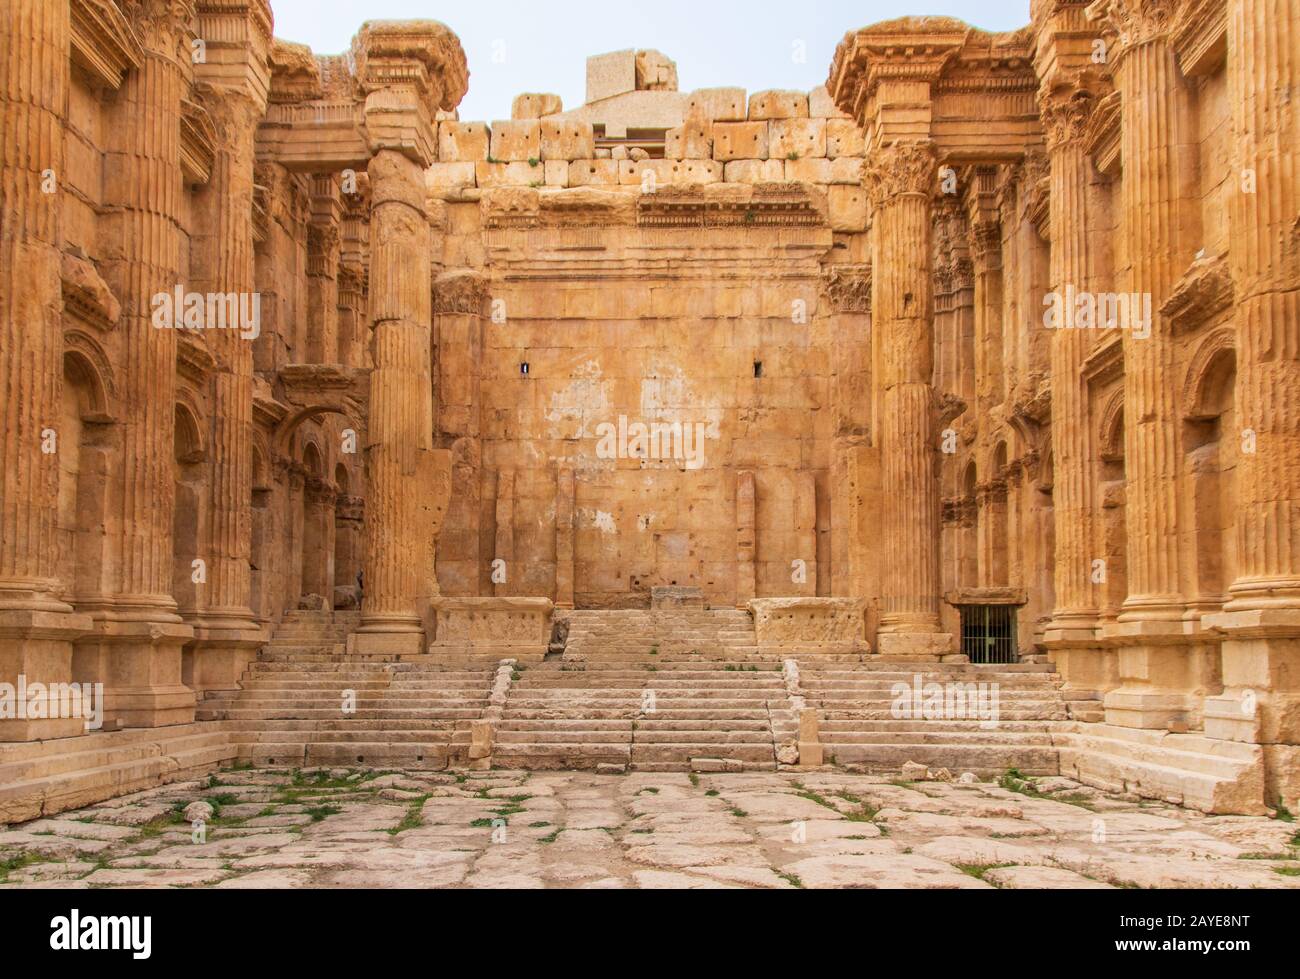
[
  {"left": 0, "top": 0, "right": 93, "bottom": 740},
  {"left": 1095, "top": 0, "right": 1205, "bottom": 729},
  {"left": 865, "top": 140, "right": 951, "bottom": 659},
  {"left": 1204, "top": 0, "right": 1300, "bottom": 803},
  {"left": 351, "top": 149, "right": 436, "bottom": 655},
  {"left": 302, "top": 476, "right": 336, "bottom": 605},
  {"left": 338, "top": 263, "right": 366, "bottom": 369},
  {"left": 186, "top": 0, "right": 273, "bottom": 692},
  {"left": 76, "top": 0, "right": 198, "bottom": 728},
  {"left": 307, "top": 175, "right": 342, "bottom": 364},
  {"left": 1040, "top": 74, "right": 1110, "bottom": 691}
]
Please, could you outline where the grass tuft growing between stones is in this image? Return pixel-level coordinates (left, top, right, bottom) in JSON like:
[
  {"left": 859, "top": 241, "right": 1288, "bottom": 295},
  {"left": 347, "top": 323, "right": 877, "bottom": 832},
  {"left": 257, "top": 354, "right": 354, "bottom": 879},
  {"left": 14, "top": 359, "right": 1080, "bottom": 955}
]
[
  {"left": 776, "top": 870, "right": 805, "bottom": 889},
  {"left": 956, "top": 862, "right": 1014, "bottom": 885},
  {"left": 388, "top": 795, "right": 430, "bottom": 835}
]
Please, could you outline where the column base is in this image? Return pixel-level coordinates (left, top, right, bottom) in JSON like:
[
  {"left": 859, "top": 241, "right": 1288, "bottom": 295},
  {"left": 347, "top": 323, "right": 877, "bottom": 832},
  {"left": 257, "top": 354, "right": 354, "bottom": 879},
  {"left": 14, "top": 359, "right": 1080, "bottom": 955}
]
[
  {"left": 1202, "top": 607, "right": 1300, "bottom": 807},
  {"left": 72, "top": 609, "right": 195, "bottom": 729},
  {"left": 1102, "top": 619, "right": 1219, "bottom": 731},
  {"left": 0, "top": 607, "right": 95, "bottom": 741},
  {"left": 184, "top": 614, "right": 269, "bottom": 695},
  {"left": 876, "top": 632, "right": 952, "bottom": 661}
]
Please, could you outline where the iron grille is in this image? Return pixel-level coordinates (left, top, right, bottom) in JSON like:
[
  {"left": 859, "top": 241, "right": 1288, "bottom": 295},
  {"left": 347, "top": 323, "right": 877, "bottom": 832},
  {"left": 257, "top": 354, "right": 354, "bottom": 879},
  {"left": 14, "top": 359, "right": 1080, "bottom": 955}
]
[{"left": 959, "top": 605, "right": 1018, "bottom": 665}]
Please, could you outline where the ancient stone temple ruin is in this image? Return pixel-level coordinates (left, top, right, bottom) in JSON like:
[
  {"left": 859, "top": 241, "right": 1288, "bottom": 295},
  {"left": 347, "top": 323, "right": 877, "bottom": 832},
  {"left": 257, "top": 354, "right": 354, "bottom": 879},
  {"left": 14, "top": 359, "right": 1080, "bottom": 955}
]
[{"left": 1, "top": 0, "right": 1296, "bottom": 821}]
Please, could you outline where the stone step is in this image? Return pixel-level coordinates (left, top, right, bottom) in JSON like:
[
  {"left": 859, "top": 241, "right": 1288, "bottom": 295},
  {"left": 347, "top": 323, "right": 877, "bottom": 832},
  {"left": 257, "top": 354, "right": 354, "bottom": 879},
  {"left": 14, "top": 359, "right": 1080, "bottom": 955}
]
[{"left": 827, "top": 743, "right": 1059, "bottom": 774}]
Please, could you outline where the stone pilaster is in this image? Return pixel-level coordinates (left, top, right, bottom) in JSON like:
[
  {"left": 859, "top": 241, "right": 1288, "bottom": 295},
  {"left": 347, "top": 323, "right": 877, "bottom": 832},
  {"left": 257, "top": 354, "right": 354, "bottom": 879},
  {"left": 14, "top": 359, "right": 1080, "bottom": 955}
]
[
  {"left": 0, "top": 0, "right": 93, "bottom": 740},
  {"left": 866, "top": 140, "right": 951, "bottom": 659},
  {"left": 307, "top": 175, "right": 342, "bottom": 364},
  {"left": 1203, "top": 0, "right": 1300, "bottom": 805},
  {"left": 75, "top": 0, "right": 199, "bottom": 728},
  {"left": 185, "top": 0, "right": 273, "bottom": 693},
  {"left": 1040, "top": 72, "right": 1113, "bottom": 692},
  {"left": 1093, "top": 0, "right": 1208, "bottom": 729},
  {"left": 302, "top": 475, "right": 336, "bottom": 604}
]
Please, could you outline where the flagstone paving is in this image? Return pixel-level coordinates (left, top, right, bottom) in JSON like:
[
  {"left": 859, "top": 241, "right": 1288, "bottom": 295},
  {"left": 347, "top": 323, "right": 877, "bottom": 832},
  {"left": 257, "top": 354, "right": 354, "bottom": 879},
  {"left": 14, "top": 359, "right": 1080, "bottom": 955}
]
[{"left": 2, "top": 768, "right": 1297, "bottom": 889}]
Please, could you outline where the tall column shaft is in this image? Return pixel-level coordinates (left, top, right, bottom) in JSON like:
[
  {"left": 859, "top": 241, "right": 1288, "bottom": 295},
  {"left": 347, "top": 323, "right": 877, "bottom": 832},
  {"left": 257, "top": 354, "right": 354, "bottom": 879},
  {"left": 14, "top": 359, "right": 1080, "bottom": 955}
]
[
  {"left": 0, "top": 0, "right": 68, "bottom": 607},
  {"left": 1115, "top": 35, "right": 1197, "bottom": 619},
  {"left": 1227, "top": 0, "right": 1300, "bottom": 606},
  {"left": 1043, "top": 82, "right": 1103, "bottom": 629},
  {"left": 866, "top": 141, "right": 950, "bottom": 658},
  {"left": 354, "top": 150, "right": 434, "bottom": 653}
]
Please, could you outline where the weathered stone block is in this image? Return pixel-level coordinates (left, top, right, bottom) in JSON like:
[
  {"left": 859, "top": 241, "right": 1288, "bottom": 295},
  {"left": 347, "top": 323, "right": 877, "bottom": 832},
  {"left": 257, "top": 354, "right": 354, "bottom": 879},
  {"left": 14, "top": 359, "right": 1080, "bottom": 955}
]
[
  {"left": 828, "top": 184, "right": 868, "bottom": 231},
  {"left": 723, "top": 159, "right": 785, "bottom": 183},
  {"left": 438, "top": 121, "right": 490, "bottom": 162},
  {"left": 476, "top": 160, "right": 543, "bottom": 187},
  {"left": 826, "top": 119, "right": 865, "bottom": 158},
  {"left": 537, "top": 120, "right": 592, "bottom": 162},
  {"left": 665, "top": 119, "right": 712, "bottom": 160},
  {"left": 489, "top": 119, "right": 541, "bottom": 162},
  {"left": 686, "top": 87, "right": 747, "bottom": 121},
  {"left": 770, "top": 118, "right": 826, "bottom": 159},
  {"left": 712, "top": 122, "right": 769, "bottom": 161},
  {"left": 808, "top": 85, "right": 851, "bottom": 119},
  {"left": 748, "top": 90, "right": 809, "bottom": 120},
  {"left": 784, "top": 157, "right": 831, "bottom": 184},
  {"left": 618, "top": 159, "right": 722, "bottom": 187},
  {"left": 568, "top": 159, "right": 620, "bottom": 186},
  {"left": 512, "top": 92, "right": 563, "bottom": 119}
]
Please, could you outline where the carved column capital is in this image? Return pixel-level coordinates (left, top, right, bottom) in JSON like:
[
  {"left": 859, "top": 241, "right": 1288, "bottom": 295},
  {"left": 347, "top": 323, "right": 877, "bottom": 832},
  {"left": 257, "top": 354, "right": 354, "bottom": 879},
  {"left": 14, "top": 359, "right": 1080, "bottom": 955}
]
[
  {"left": 863, "top": 140, "right": 938, "bottom": 212},
  {"left": 821, "top": 263, "right": 872, "bottom": 314},
  {"left": 1086, "top": 0, "right": 1180, "bottom": 56},
  {"left": 433, "top": 269, "right": 491, "bottom": 316},
  {"left": 1038, "top": 74, "right": 1100, "bottom": 153},
  {"left": 121, "top": 0, "right": 197, "bottom": 58}
]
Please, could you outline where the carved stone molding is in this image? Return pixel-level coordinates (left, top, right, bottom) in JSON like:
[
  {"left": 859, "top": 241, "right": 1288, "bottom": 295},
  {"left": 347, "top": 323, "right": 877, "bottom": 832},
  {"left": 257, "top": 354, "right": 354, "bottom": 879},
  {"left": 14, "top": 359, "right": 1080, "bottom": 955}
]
[
  {"left": 1084, "top": 91, "right": 1123, "bottom": 176},
  {"left": 433, "top": 269, "right": 491, "bottom": 316},
  {"left": 180, "top": 98, "right": 217, "bottom": 186},
  {"left": 1172, "top": 0, "right": 1228, "bottom": 77},
  {"left": 61, "top": 252, "right": 121, "bottom": 333},
  {"left": 637, "top": 184, "right": 823, "bottom": 230},
  {"left": 863, "top": 140, "right": 938, "bottom": 211},
  {"left": 821, "top": 263, "right": 872, "bottom": 314},
  {"left": 1161, "top": 252, "right": 1234, "bottom": 332},
  {"left": 71, "top": 0, "right": 145, "bottom": 90},
  {"left": 351, "top": 20, "right": 469, "bottom": 115}
]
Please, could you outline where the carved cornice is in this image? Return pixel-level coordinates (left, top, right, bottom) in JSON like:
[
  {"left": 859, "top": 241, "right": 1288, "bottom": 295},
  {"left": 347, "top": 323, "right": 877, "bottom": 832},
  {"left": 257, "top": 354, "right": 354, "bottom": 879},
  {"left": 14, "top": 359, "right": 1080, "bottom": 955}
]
[
  {"left": 1083, "top": 90, "right": 1122, "bottom": 176},
  {"left": 822, "top": 263, "right": 872, "bottom": 314},
  {"left": 636, "top": 184, "right": 823, "bottom": 229},
  {"left": 433, "top": 269, "right": 491, "bottom": 316},
  {"left": 70, "top": 0, "right": 145, "bottom": 90},
  {"left": 863, "top": 140, "right": 938, "bottom": 211},
  {"left": 196, "top": 0, "right": 273, "bottom": 46},
  {"left": 351, "top": 20, "right": 469, "bottom": 114},
  {"left": 1171, "top": 0, "right": 1228, "bottom": 77},
  {"left": 268, "top": 39, "right": 323, "bottom": 103},
  {"left": 828, "top": 18, "right": 970, "bottom": 123},
  {"left": 61, "top": 252, "right": 121, "bottom": 332},
  {"left": 1161, "top": 251, "right": 1234, "bottom": 332},
  {"left": 180, "top": 98, "right": 217, "bottom": 186}
]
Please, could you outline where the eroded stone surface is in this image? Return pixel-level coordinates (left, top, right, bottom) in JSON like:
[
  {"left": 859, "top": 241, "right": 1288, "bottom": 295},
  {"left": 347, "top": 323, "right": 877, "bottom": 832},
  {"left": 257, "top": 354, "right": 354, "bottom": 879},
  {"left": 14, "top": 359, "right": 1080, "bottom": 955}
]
[{"left": 1, "top": 767, "right": 1295, "bottom": 890}]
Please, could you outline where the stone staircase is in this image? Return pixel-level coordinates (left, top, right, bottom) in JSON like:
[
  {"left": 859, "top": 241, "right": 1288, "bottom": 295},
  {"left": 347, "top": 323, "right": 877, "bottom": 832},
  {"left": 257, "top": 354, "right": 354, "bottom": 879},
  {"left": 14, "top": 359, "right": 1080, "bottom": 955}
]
[
  {"left": 560, "top": 608, "right": 760, "bottom": 662},
  {"left": 492, "top": 662, "right": 797, "bottom": 772},
  {"left": 196, "top": 610, "right": 495, "bottom": 769},
  {"left": 799, "top": 661, "right": 1068, "bottom": 776}
]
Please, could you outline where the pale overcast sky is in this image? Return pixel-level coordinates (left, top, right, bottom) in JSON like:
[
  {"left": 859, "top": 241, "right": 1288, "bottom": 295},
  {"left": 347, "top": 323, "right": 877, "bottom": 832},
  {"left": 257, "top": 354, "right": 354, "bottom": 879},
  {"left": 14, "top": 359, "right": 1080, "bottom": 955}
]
[{"left": 269, "top": 0, "right": 1032, "bottom": 122}]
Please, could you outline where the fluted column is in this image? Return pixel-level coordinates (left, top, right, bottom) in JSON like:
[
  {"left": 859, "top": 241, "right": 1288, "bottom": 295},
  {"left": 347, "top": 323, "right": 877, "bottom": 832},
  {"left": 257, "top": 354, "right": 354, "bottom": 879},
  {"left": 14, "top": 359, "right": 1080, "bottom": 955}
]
[
  {"left": 307, "top": 175, "right": 342, "bottom": 364},
  {"left": 1203, "top": 0, "right": 1300, "bottom": 792},
  {"left": 1097, "top": 0, "right": 1205, "bottom": 729},
  {"left": 1041, "top": 75, "right": 1110, "bottom": 689},
  {"left": 866, "top": 140, "right": 951, "bottom": 659},
  {"left": 0, "top": 0, "right": 92, "bottom": 740},
  {"left": 187, "top": 58, "right": 269, "bottom": 690},
  {"left": 76, "top": 0, "right": 198, "bottom": 728},
  {"left": 351, "top": 150, "right": 435, "bottom": 655}
]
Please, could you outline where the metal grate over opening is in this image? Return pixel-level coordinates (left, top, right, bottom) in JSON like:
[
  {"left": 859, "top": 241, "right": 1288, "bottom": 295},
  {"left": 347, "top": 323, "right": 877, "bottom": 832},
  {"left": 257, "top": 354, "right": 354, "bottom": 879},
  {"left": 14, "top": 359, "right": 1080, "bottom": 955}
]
[{"left": 959, "top": 605, "right": 1018, "bottom": 665}]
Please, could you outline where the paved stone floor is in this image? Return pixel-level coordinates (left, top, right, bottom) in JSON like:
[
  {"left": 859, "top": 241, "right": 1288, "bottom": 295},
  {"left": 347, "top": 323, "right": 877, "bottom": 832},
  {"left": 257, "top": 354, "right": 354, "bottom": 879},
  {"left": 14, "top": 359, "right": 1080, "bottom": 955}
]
[{"left": 2, "top": 768, "right": 1298, "bottom": 889}]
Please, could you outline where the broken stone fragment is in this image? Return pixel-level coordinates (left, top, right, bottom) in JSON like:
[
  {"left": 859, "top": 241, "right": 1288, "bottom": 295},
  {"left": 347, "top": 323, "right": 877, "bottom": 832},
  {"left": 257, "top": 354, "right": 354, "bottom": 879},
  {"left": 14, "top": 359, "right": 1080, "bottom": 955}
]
[
  {"left": 777, "top": 743, "right": 799, "bottom": 765},
  {"left": 183, "top": 801, "right": 214, "bottom": 822},
  {"left": 901, "top": 761, "right": 929, "bottom": 781}
]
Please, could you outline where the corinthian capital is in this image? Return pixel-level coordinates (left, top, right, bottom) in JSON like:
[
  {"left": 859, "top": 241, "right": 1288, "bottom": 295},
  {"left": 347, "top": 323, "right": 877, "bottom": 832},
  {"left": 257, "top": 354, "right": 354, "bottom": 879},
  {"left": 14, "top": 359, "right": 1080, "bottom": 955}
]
[
  {"left": 1086, "top": 0, "right": 1181, "bottom": 51},
  {"left": 121, "top": 0, "right": 196, "bottom": 56},
  {"left": 1038, "top": 72, "right": 1101, "bottom": 152},
  {"left": 863, "top": 140, "right": 938, "bottom": 210}
]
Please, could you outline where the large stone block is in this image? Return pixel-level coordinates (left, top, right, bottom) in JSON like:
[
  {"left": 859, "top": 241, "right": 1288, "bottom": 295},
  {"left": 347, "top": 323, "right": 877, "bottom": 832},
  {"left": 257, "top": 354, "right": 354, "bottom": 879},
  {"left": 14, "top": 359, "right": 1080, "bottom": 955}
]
[
  {"left": 438, "top": 121, "right": 490, "bottom": 162},
  {"left": 489, "top": 119, "right": 541, "bottom": 162},
  {"left": 748, "top": 90, "right": 809, "bottom": 120},
  {"left": 665, "top": 119, "right": 713, "bottom": 160},
  {"left": 828, "top": 184, "right": 868, "bottom": 232},
  {"left": 568, "top": 159, "right": 620, "bottom": 186},
  {"left": 618, "top": 159, "right": 722, "bottom": 187},
  {"left": 476, "top": 160, "right": 543, "bottom": 187},
  {"left": 539, "top": 118, "right": 595, "bottom": 160},
  {"left": 426, "top": 161, "right": 477, "bottom": 194},
  {"left": 723, "top": 159, "right": 785, "bottom": 183},
  {"left": 826, "top": 119, "right": 865, "bottom": 158},
  {"left": 686, "top": 87, "right": 747, "bottom": 122},
  {"left": 770, "top": 118, "right": 826, "bottom": 159},
  {"left": 712, "top": 122, "right": 769, "bottom": 161},
  {"left": 808, "top": 85, "right": 851, "bottom": 119},
  {"left": 749, "top": 598, "right": 868, "bottom": 654},
  {"left": 784, "top": 157, "right": 831, "bottom": 184},
  {"left": 512, "top": 92, "right": 563, "bottom": 119}
]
